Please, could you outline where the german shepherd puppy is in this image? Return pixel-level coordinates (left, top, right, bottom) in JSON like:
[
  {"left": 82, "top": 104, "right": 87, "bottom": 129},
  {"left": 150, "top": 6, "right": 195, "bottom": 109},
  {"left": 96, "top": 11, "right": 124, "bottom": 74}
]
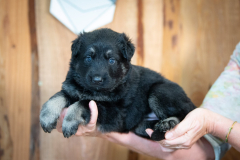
[{"left": 40, "top": 28, "right": 195, "bottom": 141}]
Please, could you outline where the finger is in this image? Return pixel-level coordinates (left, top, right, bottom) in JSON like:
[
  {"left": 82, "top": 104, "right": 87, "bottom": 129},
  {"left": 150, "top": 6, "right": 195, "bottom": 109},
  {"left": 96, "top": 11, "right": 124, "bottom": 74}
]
[
  {"left": 163, "top": 135, "right": 188, "bottom": 146},
  {"left": 56, "top": 119, "right": 62, "bottom": 132},
  {"left": 163, "top": 129, "right": 197, "bottom": 147},
  {"left": 56, "top": 108, "right": 68, "bottom": 132},
  {"left": 145, "top": 129, "right": 176, "bottom": 152},
  {"left": 145, "top": 129, "right": 154, "bottom": 137},
  {"left": 75, "top": 126, "right": 84, "bottom": 136},
  {"left": 159, "top": 145, "right": 176, "bottom": 152},
  {"left": 88, "top": 100, "right": 98, "bottom": 125},
  {"left": 165, "top": 118, "right": 192, "bottom": 140}
]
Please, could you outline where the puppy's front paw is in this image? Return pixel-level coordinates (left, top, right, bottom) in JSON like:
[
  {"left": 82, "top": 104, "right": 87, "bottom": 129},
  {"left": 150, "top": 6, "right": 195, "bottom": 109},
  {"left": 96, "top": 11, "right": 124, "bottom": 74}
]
[
  {"left": 151, "top": 117, "right": 180, "bottom": 141},
  {"left": 62, "top": 101, "right": 90, "bottom": 138},
  {"left": 154, "top": 117, "right": 180, "bottom": 132},
  {"left": 40, "top": 93, "right": 68, "bottom": 133}
]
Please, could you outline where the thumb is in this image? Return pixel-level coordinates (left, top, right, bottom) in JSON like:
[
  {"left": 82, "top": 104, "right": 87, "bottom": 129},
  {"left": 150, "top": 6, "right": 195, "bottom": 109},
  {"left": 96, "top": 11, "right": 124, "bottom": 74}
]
[
  {"left": 165, "top": 119, "right": 189, "bottom": 140},
  {"left": 88, "top": 100, "right": 98, "bottom": 125}
]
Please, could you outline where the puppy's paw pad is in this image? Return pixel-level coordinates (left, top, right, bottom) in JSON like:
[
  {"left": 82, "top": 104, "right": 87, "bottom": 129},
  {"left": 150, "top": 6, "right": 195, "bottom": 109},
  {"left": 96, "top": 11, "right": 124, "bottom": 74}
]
[{"left": 154, "top": 117, "right": 180, "bottom": 132}]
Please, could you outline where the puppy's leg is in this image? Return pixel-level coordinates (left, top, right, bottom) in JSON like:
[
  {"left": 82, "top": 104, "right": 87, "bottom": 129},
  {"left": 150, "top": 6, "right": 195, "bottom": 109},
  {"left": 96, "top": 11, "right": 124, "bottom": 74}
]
[
  {"left": 62, "top": 100, "right": 90, "bottom": 138},
  {"left": 40, "top": 91, "right": 69, "bottom": 133},
  {"left": 148, "top": 82, "right": 195, "bottom": 141}
]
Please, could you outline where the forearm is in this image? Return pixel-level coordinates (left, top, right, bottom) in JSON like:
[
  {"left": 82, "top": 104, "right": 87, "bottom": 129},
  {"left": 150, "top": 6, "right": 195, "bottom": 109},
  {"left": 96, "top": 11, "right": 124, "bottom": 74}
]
[
  {"left": 210, "top": 111, "right": 240, "bottom": 152},
  {"left": 106, "top": 132, "right": 215, "bottom": 160}
]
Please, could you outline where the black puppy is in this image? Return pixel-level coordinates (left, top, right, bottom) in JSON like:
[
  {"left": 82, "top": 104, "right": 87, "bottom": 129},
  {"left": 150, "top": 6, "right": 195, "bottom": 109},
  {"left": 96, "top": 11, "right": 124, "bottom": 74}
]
[{"left": 40, "top": 28, "right": 195, "bottom": 141}]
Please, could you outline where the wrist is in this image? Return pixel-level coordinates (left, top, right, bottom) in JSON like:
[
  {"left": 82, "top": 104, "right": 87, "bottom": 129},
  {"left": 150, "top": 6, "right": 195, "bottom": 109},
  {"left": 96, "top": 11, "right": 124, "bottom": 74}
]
[
  {"left": 205, "top": 109, "right": 219, "bottom": 135},
  {"left": 199, "top": 108, "right": 216, "bottom": 135},
  {"left": 207, "top": 109, "right": 234, "bottom": 140}
]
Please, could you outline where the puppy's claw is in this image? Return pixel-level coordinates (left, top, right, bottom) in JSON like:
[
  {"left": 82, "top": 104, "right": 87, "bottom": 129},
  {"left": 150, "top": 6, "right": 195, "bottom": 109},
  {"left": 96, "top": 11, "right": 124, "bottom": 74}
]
[
  {"left": 40, "top": 121, "right": 57, "bottom": 133},
  {"left": 62, "top": 123, "right": 79, "bottom": 138}
]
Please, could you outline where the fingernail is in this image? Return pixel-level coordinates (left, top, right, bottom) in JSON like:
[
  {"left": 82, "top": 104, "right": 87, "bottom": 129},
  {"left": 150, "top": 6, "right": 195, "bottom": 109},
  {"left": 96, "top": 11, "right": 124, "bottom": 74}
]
[
  {"left": 165, "top": 132, "right": 173, "bottom": 139},
  {"left": 90, "top": 100, "right": 96, "bottom": 107}
]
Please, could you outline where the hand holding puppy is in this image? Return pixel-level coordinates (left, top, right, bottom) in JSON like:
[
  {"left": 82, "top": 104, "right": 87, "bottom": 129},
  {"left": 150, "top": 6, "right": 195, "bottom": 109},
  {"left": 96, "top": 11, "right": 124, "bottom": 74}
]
[
  {"left": 57, "top": 100, "right": 101, "bottom": 137},
  {"left": 56, "top": 103, "right": 215, "bottom": 160},
  {"left": 146, "top": 108, "right": 213, "bottom": 152}
]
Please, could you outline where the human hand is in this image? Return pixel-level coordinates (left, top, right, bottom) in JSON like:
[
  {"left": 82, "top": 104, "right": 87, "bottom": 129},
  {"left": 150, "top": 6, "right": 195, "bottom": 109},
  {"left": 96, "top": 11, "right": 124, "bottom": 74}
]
[
  {"left": 146, "top": 108, "right": 214, "bottom": 152},
  {"left": 56, "top": 100, "right": 101, "bottom": 137}
]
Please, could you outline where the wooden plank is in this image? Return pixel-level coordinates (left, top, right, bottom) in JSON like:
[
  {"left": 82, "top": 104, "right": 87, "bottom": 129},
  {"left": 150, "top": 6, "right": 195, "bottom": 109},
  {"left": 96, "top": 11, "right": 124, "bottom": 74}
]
[
  {"left": 0, "top": 1, "right": 14, "bottom": 156},
  {"left": 136, "top": 0, "right": 164, "bottom": 160},
  {"left": 162, "top": 0, "right": 240, "bottom": 106},
  {"left": 222, "top": 148, "right": 240, "bottom": 160},
  {"left": 161, "top": 0, "right": 182, "bottom": 84},
  {"left": 0, "top": 0, "right": 32, "bottom": 160},
  {"left": 29, "top": 0, "right": 40, "bottom": 159},
  {"left": 142, "top": 0, "right": 163, "bottom": 73},
  {"left": 180, "top": 0, "right": 240, "bottom": 106},
  {"left": 138, "top": 155, "right": 159, "bottom": 160},
  {"left": 0, "top": 1, "right": 13, "bottom": 159},
  {"left": 103, "top": 0, "right": 138, "bottom": 65},
  {"left": 136, "top": 0, "right": 144, "bottom": 66},
  {"left": 36, "top": 0, "right": 137, "bottom": 160}
]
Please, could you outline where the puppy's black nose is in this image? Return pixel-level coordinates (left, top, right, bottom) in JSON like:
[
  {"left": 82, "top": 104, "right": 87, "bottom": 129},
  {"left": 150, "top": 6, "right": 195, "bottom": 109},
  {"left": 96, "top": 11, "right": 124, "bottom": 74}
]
[{"left": 92, "top": 76, "right": 103, "bottom": 84}]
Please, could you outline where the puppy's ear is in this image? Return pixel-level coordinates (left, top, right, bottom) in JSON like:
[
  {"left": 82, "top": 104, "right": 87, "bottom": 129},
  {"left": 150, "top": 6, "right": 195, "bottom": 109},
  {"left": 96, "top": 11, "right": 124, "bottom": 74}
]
[
  {"left": 118, "top": 33, "right": 135, "bottom": 61},
  {"left": 71, "top": 33, "right": 83, "bottom": 57}
]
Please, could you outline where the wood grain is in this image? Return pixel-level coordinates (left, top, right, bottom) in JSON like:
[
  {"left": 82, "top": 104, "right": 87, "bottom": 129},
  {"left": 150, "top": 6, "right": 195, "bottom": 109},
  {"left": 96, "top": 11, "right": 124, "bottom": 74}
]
[
  {"left": 162, "top": 0, "right": 240, "bottom": 107},
  {"left": 162, "top": 0, "right": 240, "bottom": 159},
  {"left": 0, "top": 0, "right": 31, "bottom": 160}
]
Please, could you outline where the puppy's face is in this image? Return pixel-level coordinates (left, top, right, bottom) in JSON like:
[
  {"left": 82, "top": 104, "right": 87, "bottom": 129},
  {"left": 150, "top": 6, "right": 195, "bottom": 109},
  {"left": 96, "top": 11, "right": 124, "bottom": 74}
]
[{"left": 70, "top": 29, "right": 135, "bottom": 91}]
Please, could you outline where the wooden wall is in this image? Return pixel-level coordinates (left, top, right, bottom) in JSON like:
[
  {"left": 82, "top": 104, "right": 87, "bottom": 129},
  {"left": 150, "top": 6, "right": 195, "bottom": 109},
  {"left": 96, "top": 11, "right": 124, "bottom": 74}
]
[
  {"left": 0, "top": 0, "right": 240, "bottom": 160},
  {"left": 0, "top": 0, "right": 31, "bottom": 160}
]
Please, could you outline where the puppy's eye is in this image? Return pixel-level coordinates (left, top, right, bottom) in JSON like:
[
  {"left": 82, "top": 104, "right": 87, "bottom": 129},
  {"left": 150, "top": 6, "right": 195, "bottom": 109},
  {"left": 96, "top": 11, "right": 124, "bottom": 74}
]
[
  {"left": 85, "top": 56, "right": 92, "bottom": 63},
  {"left": 109, "top": 58, "right": 116, "bottom": 65}
]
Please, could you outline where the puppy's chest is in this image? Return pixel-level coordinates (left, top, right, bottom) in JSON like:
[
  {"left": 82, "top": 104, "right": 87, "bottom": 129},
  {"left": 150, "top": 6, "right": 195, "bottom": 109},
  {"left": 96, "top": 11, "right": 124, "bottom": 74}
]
[{"left": 77, "top": 92, "right": 122, "bottom": 102}]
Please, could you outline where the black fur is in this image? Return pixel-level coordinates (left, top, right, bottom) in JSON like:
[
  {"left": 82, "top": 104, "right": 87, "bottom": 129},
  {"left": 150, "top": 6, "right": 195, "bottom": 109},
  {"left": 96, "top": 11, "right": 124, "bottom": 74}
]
[{"left": 40, "top": 28, "right": 195, "bottom": 141}]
